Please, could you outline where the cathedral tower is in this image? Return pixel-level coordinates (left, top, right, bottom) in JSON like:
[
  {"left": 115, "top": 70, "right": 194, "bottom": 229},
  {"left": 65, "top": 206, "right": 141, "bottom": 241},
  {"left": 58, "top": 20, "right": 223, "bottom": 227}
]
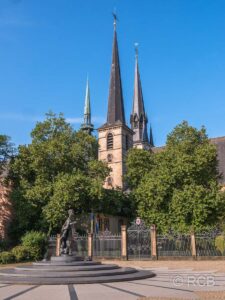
[
  {"left": 98, "top": 17, "right": 133, "bottom": 190},
  {"left": 81, "top": 78, "right": 94, "bottom": 135},
  {"left": 130, "top": 46, "right": 151, "bottom": 150}
]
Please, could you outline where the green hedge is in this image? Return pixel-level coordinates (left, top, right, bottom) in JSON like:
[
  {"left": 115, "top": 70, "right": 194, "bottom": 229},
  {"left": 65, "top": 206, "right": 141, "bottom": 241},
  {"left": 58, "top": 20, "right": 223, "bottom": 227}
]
[
  {"left": 0, "top": 251, "right": 15, "bottom": 264},
  {"left": 215, "top": 235, "right": 225, "bottom": 255},
  {"left": 11, "top": 245, "right": 30, "bottom": 262},
  {"left": 21, "top": 231, "right": 47, "bottom": 261},
  {"left": 0, "top": 231, "right": 47, "bottom": 264}
]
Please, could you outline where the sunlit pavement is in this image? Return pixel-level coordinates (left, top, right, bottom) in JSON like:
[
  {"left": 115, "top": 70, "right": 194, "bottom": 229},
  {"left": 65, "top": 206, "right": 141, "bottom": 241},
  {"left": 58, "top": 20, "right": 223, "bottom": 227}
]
[{"left": 0, "top": 268, "right": 225, "bottom": 300}]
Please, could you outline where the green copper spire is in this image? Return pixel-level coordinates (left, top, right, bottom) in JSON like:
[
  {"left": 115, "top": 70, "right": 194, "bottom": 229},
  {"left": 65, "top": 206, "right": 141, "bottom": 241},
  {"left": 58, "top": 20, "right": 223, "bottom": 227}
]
[{"left": 81, "top": 77, "right": 94, "bottom": 135}]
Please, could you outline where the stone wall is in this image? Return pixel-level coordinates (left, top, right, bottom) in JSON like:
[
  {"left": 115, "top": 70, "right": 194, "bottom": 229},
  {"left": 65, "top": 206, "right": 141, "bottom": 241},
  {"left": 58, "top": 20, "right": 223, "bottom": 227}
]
[{"left": 98, "top": 124, "right": 133, "bottom": 189}]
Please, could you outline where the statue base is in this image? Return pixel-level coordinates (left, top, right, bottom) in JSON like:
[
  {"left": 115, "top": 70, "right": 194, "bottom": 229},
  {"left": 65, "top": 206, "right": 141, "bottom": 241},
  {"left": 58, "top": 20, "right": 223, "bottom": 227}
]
[{"left": 51, "top": 255, "right": 84, "bottom": 263}]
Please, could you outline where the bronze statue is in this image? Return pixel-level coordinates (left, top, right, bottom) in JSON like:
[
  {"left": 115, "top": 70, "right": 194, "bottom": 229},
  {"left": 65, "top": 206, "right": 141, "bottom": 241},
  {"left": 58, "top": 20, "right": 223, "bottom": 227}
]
[{"left": 60, "top": 209, "right": 76, "bottom": 255}]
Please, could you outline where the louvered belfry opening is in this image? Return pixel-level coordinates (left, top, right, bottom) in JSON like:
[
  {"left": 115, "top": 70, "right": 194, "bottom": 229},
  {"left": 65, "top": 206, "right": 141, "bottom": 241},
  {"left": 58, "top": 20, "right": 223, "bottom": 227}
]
[{"left": 107, "top": 133, "right": 113, "bottom": 150}]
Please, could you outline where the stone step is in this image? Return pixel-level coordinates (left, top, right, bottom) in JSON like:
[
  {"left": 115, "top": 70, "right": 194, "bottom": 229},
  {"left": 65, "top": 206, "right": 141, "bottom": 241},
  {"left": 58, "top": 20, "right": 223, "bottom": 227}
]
[
  {"left": 32, "top": 260, "right": 100, "bottom": 266},
  {"left": 15, "top": 264, "right": 119, "bottom": 272},
  {"left": 0, "top": 267, "right": 137, "bottom": 278},
  {"left": 0, "top": 270, "right": 155, "bottom": 285}
]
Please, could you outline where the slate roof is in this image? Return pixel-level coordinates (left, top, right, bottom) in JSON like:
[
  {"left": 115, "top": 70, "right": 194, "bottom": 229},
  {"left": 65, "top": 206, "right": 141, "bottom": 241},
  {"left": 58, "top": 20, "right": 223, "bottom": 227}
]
[
  {"left": 106, "top": 27, "right": 125, "bottom": 126},
  {"left": 132, "top": 54, "right": 145, "bottom": 119},
  {"left": 131, "top": 51, "right": 149, "bottom": 143}
]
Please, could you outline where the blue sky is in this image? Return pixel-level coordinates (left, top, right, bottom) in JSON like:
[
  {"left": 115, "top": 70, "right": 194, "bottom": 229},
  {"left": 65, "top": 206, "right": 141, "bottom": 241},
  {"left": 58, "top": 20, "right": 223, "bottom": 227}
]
[{"left": 0, "top": 0, "right": 225, "bottom": 146}]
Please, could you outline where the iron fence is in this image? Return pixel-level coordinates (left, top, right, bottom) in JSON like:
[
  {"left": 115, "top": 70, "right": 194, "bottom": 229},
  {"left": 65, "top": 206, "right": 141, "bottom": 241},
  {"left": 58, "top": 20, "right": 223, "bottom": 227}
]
[
  {"left": 157, "top": 234, "right": 192, "bottom": 257},
  {"left": 93, "top": 232, "right": 121, "bottom": 258},
  {"left": 196, "top": 232, "right": 224, "bottom": 256},
  {"left": 72, "top": 234, "right": 88, "bottom": 257},
  {"left": 48, "top": 229, "right": 225, "bottom": 260}
]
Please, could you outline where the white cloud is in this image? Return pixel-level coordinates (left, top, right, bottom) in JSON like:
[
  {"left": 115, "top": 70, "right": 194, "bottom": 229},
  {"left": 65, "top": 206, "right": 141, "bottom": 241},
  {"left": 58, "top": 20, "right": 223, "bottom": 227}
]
[
  {"left": 0, "top": 113, "right": 105, "bottom": 125},
  {"left": 66, "top": 117, "right": 83, "bottom": 124},
  {"left": 0, "top": 113, "right": 43, "bottom": 122}
]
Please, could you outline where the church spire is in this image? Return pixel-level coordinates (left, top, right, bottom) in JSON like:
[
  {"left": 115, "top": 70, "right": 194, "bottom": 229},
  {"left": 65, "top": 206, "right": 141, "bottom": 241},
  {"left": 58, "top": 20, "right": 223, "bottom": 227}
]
[
  {"left": 130, "top": 44, "right": 149, "bottom": 146},
  {"left": 81, "top": 77, "right": 94, "bottom": 135},
  {"left": 106, "top": 14, "right": 125, "bottom": 125}
]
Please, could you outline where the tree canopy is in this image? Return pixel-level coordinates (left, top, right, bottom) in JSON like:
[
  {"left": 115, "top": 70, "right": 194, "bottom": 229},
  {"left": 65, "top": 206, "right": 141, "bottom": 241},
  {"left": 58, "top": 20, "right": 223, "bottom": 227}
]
[
  {"left": 9, "top": 113, "right": 109, "bottom": 238},
  {"left": 126, "top": 121, "right": 225, "bottom": 233}
]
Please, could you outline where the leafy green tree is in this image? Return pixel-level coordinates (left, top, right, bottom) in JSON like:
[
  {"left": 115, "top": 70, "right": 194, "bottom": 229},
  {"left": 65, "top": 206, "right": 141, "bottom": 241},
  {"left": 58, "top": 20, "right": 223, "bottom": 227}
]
[
  {"left": 9, "top": 112, "right": 109, "bottom": 238},
  {"left": 127, "top": 121, "right": 225, "bottom": 233},
  {"left": 0, "top": 135, "right": 16, "bottom": 175},
  {"left": 125, "top": 148, "right": 154, "bottom": 189}
]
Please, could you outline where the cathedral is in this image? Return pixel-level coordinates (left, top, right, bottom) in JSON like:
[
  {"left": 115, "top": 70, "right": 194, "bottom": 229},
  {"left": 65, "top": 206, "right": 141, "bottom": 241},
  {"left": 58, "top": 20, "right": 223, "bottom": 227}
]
[
  {"left": 81, "top": 17, "right": 154, "bottom": 190},
  {"left": 1, "top": 18, "right": 225, "bottom": 238},
  {"left": 80, "top": 17, "right": 225, "bottom": 190}
]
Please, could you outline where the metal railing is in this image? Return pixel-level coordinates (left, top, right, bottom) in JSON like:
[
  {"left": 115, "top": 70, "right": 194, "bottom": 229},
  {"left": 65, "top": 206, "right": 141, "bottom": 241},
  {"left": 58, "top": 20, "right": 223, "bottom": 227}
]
[
  {"left": 157, "top": 234, "right": 192, "bottom": 257},
  {"left": 196, "top": 232, "right": 224, "bottom": 256},
  {"left": 72, "top": 234, "right": 88, "bottom": 257},
  {"left": 49, "top": 229, "right": 225, "bottom": 260},
  {"left": 93, "top": 233, "right": 121, "bottom": 258}
]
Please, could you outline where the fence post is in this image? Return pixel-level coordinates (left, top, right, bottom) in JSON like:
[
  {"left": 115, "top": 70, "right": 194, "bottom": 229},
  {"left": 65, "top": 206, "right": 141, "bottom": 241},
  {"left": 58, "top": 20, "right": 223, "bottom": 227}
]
[
  {"left": 88, "top": 233, "right": 93, "bottom": 260},
  {"left": 191, "top": 232, "right": 197, "bottom": 259},
  {"left": 121, "top": 225, "right": 128, "bottom": 260},
  {"left": 151, "top": 224, "right": 157, "bottom": 260},
  {"left": 56, "top": 234, "right": 60, "bottom": 257}
]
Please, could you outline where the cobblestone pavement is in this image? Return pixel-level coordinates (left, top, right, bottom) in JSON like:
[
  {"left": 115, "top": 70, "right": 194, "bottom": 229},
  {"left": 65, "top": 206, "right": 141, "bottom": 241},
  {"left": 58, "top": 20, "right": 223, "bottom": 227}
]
[{"left": 0, "top": 267, "right": 225, "bottom": 300}]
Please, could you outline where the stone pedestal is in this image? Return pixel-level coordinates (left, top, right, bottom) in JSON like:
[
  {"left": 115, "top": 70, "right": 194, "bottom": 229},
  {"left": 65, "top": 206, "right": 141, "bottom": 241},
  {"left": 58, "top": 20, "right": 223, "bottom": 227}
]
[{"left": 51, "top": 255, "right": 83, "bottom": 263}]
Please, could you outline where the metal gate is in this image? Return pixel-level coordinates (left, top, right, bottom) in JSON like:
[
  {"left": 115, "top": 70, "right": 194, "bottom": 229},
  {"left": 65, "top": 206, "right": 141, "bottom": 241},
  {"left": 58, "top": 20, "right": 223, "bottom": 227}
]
[{"left": 127, "top": 219, "right": 151, "bottom": 260}]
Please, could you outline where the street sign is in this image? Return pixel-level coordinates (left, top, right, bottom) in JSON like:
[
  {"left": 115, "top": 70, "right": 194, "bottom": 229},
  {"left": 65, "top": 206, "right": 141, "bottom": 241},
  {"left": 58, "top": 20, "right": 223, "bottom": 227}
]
[{"left": 136, "top": 217, "right": 141, "bottom": 225}]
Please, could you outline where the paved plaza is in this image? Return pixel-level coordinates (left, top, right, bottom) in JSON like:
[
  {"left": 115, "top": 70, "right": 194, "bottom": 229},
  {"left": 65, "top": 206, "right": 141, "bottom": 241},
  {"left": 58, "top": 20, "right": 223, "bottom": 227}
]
[{"left": 0, "top": 266, "right": 225, "bottom": 300}]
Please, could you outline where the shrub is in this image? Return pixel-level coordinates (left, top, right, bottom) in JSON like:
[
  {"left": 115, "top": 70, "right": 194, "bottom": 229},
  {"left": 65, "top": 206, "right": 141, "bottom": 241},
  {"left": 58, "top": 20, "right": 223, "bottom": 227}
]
[
  {"left": 0, "top": 251, "right": 15, "bottom": 264},
  {"left": 11, "top": 245, "right": 30, "bottom": 262},
  {"left": 215, "top": 235, "right": 225, "bottom": 255},
  {"left": 21, "top": 231, "right": 47, "bottom": 261}
]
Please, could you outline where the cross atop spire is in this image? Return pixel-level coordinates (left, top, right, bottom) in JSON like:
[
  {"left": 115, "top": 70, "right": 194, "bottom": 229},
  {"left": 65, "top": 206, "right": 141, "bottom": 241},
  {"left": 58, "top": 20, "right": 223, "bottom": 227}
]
[
  {"left": 106, "top": 16, "right": 125, "bottom": 125},
  {"left": 113, "top": 12, "right": 117, "bottom": 31},
  {"left": 81, "top": 77, "right": 94, "bottom": 135},
  {"left": 135, "top": 42, "right": 139, "bottom": 59}
]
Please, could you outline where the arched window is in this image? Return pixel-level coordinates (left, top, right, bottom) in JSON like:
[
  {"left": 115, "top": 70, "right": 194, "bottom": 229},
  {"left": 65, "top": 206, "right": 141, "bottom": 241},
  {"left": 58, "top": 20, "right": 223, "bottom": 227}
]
[
  {"left": 107, "top": 133, "right": 113, "bottom": 150},
  {"left": 107, "top": 154, "right": 113, "bottom": 163},
  {"left": 107, "top": 177, "right": 113, "bottom": 187},
  {"left": 134, "top": 114, "right": 138, "bottom": 129}
]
